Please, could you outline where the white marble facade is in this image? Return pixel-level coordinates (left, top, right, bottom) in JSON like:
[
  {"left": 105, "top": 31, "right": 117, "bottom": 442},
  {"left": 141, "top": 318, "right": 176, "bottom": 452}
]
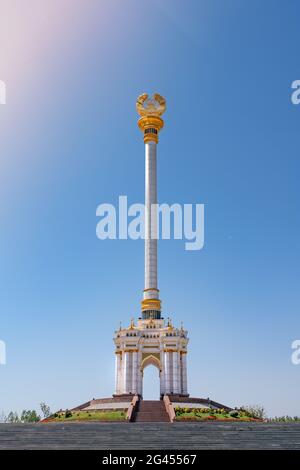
[{"left": 114, "top": 318, "right": 189, "bottom": 398}]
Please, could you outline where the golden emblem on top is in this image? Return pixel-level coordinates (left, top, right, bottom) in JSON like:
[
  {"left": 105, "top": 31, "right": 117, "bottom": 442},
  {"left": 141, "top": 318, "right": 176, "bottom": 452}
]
[{"left": 136, "top": 93, "right": 166, "bottom": 117}]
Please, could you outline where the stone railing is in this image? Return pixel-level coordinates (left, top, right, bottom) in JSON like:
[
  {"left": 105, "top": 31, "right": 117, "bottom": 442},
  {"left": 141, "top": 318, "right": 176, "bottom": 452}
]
[
  {"left": 126, "top": 395, "right": 139, "bottom": 421},
  {"left": 163, "top": 395, "right": 176, "bottom": 423}
]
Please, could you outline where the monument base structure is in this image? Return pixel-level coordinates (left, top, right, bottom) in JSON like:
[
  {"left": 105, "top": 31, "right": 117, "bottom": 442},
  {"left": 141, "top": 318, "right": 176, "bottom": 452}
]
[{"left": 113, "top": 318, "right": 189, "bottom": 399}]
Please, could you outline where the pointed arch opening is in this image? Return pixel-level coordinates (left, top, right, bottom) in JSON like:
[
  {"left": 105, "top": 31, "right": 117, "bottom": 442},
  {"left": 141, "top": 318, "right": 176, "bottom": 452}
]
[{"left": 140, "top": 354, "right": 161, "bottom": 399}]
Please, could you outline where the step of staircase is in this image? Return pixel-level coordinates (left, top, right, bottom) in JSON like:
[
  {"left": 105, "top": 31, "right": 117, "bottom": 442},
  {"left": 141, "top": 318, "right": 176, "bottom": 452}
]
[{"left": 133, "top": 400, "right": 170, "bottom": 422}]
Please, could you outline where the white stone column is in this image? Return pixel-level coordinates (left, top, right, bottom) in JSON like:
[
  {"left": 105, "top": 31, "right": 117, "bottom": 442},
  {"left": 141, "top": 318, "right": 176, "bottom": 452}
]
[
  {"left": 124, "top": 352, "right": 132, "bottom": 394},
  {"left": 143, "top": 141, "right": 159, "bottom": 301},
  {"left": 132, "top": 351, "right": 138, "bottom": 394},
  {"left": 160, "top": 351, "right": 165, "bottom": 396},
  {"left": 137, "top": 350, "right": 143, "bottom": 396},
  {"left": 119, "top": 353, "right": 124, "bottom": 394},
  {"left": 181, "top": 353, "right": 188, "bottom": 395},
  {"left": 115, "top": 353, "right": 122, "bottom": 395},
  {"left": 164, "top": 351, "right": 171, "bottom": 394},
  {"left": 138, "top": 369, "right": 143, "bottom": 397},
  {"left": 169, "top": 352, "right": 173, "bottom": 394},
  {"left": 114, "top": 354, "right": 118, "bottom": 394},
  {"left": 173, "top": 351, "right": 180, "bottom": 394}
]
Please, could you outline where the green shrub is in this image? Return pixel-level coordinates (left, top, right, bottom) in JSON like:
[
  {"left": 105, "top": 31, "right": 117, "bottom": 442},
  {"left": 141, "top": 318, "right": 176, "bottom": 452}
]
[
  {"left": 65, "top": 410, "right": 72, "bottom": 418},
  {"left": 175, "top": 407, "right": 185, "bottom": 415},
  {"left": 270, "top": 415, "right": 300, "bottom": 422},
  {"left": 239, "top": 405, "right": 266, "bottom": 420}
]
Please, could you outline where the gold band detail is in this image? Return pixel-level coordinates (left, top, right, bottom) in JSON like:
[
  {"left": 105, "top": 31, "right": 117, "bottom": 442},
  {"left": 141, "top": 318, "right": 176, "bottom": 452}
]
[
  {"left": 141, "top": 298, "right": 161, "bottom": 312},
  {"left": 144, "top": 134, "right": 158, "bottom": 144},
  {"left": 138, "top": 115, "right": 164, "bottom": 143}
]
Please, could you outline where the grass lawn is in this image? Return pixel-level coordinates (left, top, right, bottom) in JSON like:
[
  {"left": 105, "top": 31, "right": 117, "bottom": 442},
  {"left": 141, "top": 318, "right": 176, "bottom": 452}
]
[
  {"left": 44, "top": 410, "right": 127, "bottom": 422},
  {"left": 175, "top": 410, "right": 260, "bottom": 422}
]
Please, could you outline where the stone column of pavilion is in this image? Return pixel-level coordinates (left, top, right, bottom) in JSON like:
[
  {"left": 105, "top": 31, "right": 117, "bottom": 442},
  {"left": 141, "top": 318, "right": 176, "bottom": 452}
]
[{"left": 136, "top": 93, "right": 166, "bottom": 320}]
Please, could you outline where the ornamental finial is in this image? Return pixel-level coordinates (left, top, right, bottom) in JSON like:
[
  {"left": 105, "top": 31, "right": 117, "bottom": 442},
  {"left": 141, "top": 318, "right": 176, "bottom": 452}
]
[
  {"left": 167, "top": 317, "right": 173, "bottom": 330},
  {"left": 136, "top": 93, "right": 166, "bottom": 144},
  {"left": 136, "top": 93, "right": 166, "bottom": 117}
]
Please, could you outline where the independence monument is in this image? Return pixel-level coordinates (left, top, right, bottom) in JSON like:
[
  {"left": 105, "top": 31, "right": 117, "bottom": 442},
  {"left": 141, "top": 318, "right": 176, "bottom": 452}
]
[{"left": 113, "top": 94, "right": 189, "bottom": 398}]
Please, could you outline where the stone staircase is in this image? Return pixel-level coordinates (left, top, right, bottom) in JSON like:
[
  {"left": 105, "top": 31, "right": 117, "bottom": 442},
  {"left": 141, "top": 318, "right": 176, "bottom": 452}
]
[{"left": 133, "top": 400, "right": 170, "bottom": 422}]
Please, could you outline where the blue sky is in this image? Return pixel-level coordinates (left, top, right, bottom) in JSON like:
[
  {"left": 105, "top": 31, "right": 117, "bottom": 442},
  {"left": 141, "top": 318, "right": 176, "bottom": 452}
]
[{"left": 0, "top": 0, "right": 299, "bottom": 417}]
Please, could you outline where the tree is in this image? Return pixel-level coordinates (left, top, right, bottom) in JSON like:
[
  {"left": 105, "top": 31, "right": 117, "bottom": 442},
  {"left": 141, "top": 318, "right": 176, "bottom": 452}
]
[
  {"left": 240, "top": 405, "right": 266, "bottom": 420},
  {"left": 6, "top": 411, "right": 20, "bottom": 423},
  {"left": 20, "top": 410, "right": 40, "bottom": 423},
  {"left": 40, "top": 402, "right": 51, "bottom": 419}
]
